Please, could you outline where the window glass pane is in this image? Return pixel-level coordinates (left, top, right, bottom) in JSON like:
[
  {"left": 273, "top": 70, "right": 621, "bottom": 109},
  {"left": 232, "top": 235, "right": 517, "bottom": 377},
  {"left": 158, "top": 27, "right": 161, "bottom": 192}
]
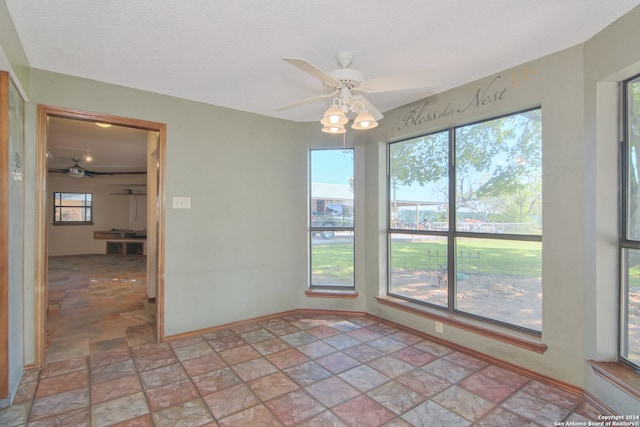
[
  {"left": 455, "top": 237, "right": 542, "bottom": 331},
  {"left": 389, "top": 132, "right": 449, "bottom": 230},
  {"left": 627, "top": 77, "right": 640, "bottom": 240},
  {"left": 622, "top": 248, "right": 640, "bottom": 366},
  {"left": 309, "top": 148, "right": 354, "bottom": 289},
  {"left": 455, "top": 110, "right": 542, "bottom": 235},
  {"left": 311, "top": 233, "right": 354, "bottom": 287},
  {"left": 310, "top": 149, "right": 354, "bottom": 229},
  {"left": 53, "top": 192, "right": 92, "bottom": 223},
  {"left": 389, "top": 233, "right": 448, "bottom": 308}
]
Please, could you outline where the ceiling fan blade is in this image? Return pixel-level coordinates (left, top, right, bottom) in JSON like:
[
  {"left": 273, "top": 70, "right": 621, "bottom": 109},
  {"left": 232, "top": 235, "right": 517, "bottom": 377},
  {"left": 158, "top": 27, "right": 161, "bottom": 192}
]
[
  {"left": 362, "top": 70, "right": 439, "bottom": 93},
  {"left": 273, "top": 91, "right": 338, "bottom": 112},
  {"left": 351, "top": 95, "right": 384, "bottom": 121},
  {"left": 84, "top": 170, "right": 114, "bottom": 176},
  {"left": 283, "top": 57, "right": 339, "bottom": 84},
  {"left": 85, "top": 170, "right": 146, "bottom": 176}
]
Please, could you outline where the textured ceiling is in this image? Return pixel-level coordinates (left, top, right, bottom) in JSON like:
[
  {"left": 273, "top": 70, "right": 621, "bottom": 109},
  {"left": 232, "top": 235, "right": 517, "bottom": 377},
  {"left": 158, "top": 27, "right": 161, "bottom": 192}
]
[{"left": 6, "top": 0, "right": 640, "bottom": 124}]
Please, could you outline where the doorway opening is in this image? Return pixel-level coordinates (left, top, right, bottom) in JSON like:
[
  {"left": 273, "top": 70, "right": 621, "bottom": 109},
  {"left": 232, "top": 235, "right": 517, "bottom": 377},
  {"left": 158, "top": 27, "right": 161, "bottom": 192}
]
[{"left": 34, "top": 106, "right": 166, "bottom": 369}]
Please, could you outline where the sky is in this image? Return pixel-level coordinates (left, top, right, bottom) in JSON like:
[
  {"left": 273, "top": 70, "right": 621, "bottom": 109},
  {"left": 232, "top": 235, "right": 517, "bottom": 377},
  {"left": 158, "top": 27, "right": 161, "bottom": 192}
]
[{"left": 310, "top": 149, "right": 353, "bottom": 185}]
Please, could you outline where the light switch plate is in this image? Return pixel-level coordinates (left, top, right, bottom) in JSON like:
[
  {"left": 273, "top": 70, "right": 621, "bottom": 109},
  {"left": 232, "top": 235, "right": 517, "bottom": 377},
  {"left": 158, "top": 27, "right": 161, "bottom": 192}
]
[{"left": 173, "top": 197, "right": 191, "bottom": 209}]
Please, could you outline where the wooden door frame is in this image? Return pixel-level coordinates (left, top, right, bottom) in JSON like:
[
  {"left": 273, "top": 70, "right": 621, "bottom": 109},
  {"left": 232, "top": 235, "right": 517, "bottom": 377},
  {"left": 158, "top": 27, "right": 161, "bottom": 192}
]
[
  {"left": 0, "top": 72, "right": 10, "bottom": 398},
  {"left": 34, "top": 105, "right": 166, "bottom": 369}
]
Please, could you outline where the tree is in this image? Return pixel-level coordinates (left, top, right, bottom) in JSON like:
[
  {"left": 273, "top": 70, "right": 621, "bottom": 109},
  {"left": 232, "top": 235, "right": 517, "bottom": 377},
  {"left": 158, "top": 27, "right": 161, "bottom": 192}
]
[{"left": 389, "top": 109, "right": 542, "bottom": 227}]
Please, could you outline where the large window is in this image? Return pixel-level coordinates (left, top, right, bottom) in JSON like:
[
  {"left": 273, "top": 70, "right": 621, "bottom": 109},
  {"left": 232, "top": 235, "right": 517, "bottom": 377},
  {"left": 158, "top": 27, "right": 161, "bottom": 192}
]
[
  {"left": 621, "top": 74, "right": 640, "bottom": 369},
  {"left": 309, "top": 149, "right": 355, "bottom": 289},
  {"left": 53, "top": 192, "right": 93, "bottom": 224},
  {"left": 388, "top": 108, "right": 542, "bottom": 332}
]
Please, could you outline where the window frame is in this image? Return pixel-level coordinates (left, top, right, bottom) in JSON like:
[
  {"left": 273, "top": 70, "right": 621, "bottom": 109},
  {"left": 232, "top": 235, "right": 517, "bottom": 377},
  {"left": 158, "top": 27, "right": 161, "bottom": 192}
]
[
  {"left": 387, "top": 107, "right": 543, "bottom": 335},
  {"left": 308, "top": 148, "right": 355, "bottom": 290},
  {"left": 52, "top": 191, "right": 94, "bottom": 225},
  {"left": 619, "top": 73, "right": 640, "bottom": 370}
]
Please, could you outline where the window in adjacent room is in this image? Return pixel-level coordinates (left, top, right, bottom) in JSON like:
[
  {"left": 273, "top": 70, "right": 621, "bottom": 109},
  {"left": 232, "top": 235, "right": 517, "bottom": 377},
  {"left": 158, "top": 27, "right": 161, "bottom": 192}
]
[
  {"left": 53, "top": 192, "right": 93, "bottom": 224},
  {"left": 309, "top": 148, "right": 355, "bottom": 288},
  {"left": 388, "top": 108, "right": 542, "bottom": 333},
  {"left": 620, "top": 73, "right": 640, "bottom": 369}
]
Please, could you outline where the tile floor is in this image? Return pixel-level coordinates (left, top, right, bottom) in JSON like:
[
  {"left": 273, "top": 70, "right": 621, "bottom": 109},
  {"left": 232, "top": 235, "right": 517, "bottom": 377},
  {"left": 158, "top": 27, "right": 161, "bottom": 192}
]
[{"left": 1, "top": 255, "right": 604, "bottom": 426}]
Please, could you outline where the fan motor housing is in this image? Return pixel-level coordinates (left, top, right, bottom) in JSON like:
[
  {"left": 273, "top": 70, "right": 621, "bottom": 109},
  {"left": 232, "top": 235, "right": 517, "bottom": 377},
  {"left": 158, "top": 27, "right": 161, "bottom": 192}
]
[{"left": 328, "top": 68, "right": 365, "bottom": 90}]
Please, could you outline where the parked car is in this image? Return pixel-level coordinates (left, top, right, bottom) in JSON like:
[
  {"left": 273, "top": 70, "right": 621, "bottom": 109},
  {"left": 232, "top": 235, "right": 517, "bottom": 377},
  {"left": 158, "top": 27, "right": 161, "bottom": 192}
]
[{"left": 311, "top": 204, "right": 353, "bottom": 239}]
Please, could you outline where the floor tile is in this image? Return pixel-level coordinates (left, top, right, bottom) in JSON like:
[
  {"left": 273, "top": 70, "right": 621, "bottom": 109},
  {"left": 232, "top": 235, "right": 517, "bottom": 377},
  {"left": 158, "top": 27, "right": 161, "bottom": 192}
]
[
  {"left": 202, "top": 382, "right": 261, "bottom": 419},
  {"left": 296, "top": 410, "right": 349, "bottom": 427},
  {"left": 217, "top": 403, "right": 282, "bottom": 427},
  {"left": 192, "top": 367, "right": 243, "bottom": 396},
  {"left": 29, "top": 407, "right": 91, "bottom": 427},
  {"left": 423, "top": 358, "right": 474, "bottom": 383},
  {"left": 474, "top": 406, "right": 541, "bottom": 427},
  {"left": 251, "top": 337, "right": 291, "bottom": 355},
  {"left": 284, "top": 361, "right": 333, "bottom": 386},
  {"left": 502, "top": 389, "right": 571, "bottom": 425},
  {"left": 139, "top": 363, "right": 189, "bottom": 390},
  {"left": 0, "top": 259, "right": 602, "bottom": 427},
  {"left": 338, "top": 364, "right": 391, "bottom": 392},
  {"left": 90, "top": 391, "right": 149, "bottom": 427},
  {"left": 332, "top": 394, "right": 395, "bottom": 427},
  {"left": 305, "top": 376, "right": 360, "bottom": 407},
  {"left": 172, "top": 341, "right": 214, "bottom": 362},
  {"left": 0, "top": 401, "right": 31, "bottom": 426},
  {"left": 431, "top": 385, "right": 495, "bottom": 422},
  {"left": 266, "top": 348, "right": 310, "bottom": 370},
  {"left": 91, "top": 373, "right": 142, "bottom": 404},
  {"left": 266, "top": 389, "right": 326, "bottom": 425},
  {"left": 29, "top": 387, "right": 90, "bottom": 422},
  {"left": 247, "top": 371, "right": 300, "bottom": 401},
  {"left": 368, "top": 355, "right": 416, "bottom": 378},
  {"left": 240, "top": 328, "right": 276, "bottom": 344},
  {"left": 231, "top": 357, "right": 279, "bottom": 382},
  {"left": 150, "top": 398, "right": 214, "bottom": 427},
  {"left": 35, "top": 369, "right": 89, "bottom": 398},
  {"left": 315, "top": 351, "right": 360, "bottom": 374},
  {"left": 181, "top": 352, "right": 227, "bottom": 377},
  {"left": 218, "top": 344, "right": 261, "bottom": 365},
  {"left": 395, "top": 367, "right": 451, "bottom": 397},
  {"left": 144, "top": 379, "right": 200, "bottom": 412},
  {"left": 367, "top": 380, "right": 427, "bottom": 415},
  {"left": 392, "top": 345, "right": 438, "bottom": 367},
  {"left": 401, "top": 400, "right": 471, "bottom": 427},
  {"left": 459, "top": 372, "right": 515, "bottom": 403}
]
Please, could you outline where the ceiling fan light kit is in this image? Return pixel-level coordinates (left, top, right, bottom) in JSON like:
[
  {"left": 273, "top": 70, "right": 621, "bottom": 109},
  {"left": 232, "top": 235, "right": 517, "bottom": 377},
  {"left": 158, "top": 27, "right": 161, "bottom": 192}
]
[
  {"left": 321, "top": 124, "right": 347, "bottom": 134},
  {"left": 278, "top": 51, "right": 437, "bottom": 135},
  {"left": 320, "top": 104, "right": 348, "bottom": 126},
  {"left": 67, "top": 165, "right": 86, "bottom": 178},
  {"left": 352, "top": 109, "right": 378, "bottom": 130}
]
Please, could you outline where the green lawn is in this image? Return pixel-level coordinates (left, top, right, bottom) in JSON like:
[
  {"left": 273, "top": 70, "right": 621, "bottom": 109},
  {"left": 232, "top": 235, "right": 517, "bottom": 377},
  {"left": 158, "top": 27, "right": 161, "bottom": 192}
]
[
  {"left": 311, "top": 237, "right": 640, "bottom": 289},
  {"left": 312, "top": 237, "right": 542, "bottom": 280}
]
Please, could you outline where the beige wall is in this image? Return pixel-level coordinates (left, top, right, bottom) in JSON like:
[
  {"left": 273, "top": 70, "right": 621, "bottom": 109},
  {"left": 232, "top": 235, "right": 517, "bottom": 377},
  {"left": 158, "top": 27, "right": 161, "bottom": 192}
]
[
  {"left": 47, "top": 174, "right": 147, "bottom": 256},
  {"left": 361, "top": 45, "right": 587, "bottom": 385}
]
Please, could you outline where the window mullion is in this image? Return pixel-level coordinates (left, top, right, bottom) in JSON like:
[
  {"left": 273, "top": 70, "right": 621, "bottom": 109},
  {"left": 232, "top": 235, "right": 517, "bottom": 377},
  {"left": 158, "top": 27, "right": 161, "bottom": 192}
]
[{"left": 448, "top": 128, "right": 457, "bottom": 312}]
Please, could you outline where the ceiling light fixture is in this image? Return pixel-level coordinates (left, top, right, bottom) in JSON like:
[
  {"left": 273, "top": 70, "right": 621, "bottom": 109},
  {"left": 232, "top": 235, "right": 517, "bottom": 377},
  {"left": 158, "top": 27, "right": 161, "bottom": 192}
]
[
  {"left": 320, "top": 95, "right": 378, "bottom": 134},
  {"left": 95, "top": 122, "right": 112, "bottom": 128}
]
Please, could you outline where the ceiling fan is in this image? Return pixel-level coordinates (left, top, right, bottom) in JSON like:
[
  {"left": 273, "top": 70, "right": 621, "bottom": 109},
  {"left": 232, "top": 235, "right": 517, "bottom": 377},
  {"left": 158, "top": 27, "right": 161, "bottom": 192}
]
[
  {"left": 275, "top": 51, "right": 439, "bottom": 132},
  {"left": 48, "top": 158, "right": 114, "bottom": 178},
  {"left": 110, "top": 189, "right": 147, "bottom": 196}
]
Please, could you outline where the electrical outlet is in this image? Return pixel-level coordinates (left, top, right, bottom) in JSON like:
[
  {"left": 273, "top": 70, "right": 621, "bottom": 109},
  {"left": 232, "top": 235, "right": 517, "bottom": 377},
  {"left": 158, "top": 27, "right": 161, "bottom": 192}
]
[
  {"left": 435, "top": 321, "right": 443, "bottom": 333},
  {"left": 173, "top": 197, "right": 191, "bottom": 209}
]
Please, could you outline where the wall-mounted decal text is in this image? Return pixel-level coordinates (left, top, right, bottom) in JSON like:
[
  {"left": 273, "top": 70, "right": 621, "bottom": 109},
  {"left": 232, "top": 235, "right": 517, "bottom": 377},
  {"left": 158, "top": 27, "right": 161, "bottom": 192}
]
[{"left": 397, "top": 75, "right": 509, "bottom": 132}]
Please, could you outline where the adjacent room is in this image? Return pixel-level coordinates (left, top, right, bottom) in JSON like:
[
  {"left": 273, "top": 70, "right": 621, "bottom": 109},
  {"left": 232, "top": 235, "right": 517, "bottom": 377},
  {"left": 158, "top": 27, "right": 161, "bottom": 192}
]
[{"left": 1, "top": 1, "right": 640, "bottom": 425}]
